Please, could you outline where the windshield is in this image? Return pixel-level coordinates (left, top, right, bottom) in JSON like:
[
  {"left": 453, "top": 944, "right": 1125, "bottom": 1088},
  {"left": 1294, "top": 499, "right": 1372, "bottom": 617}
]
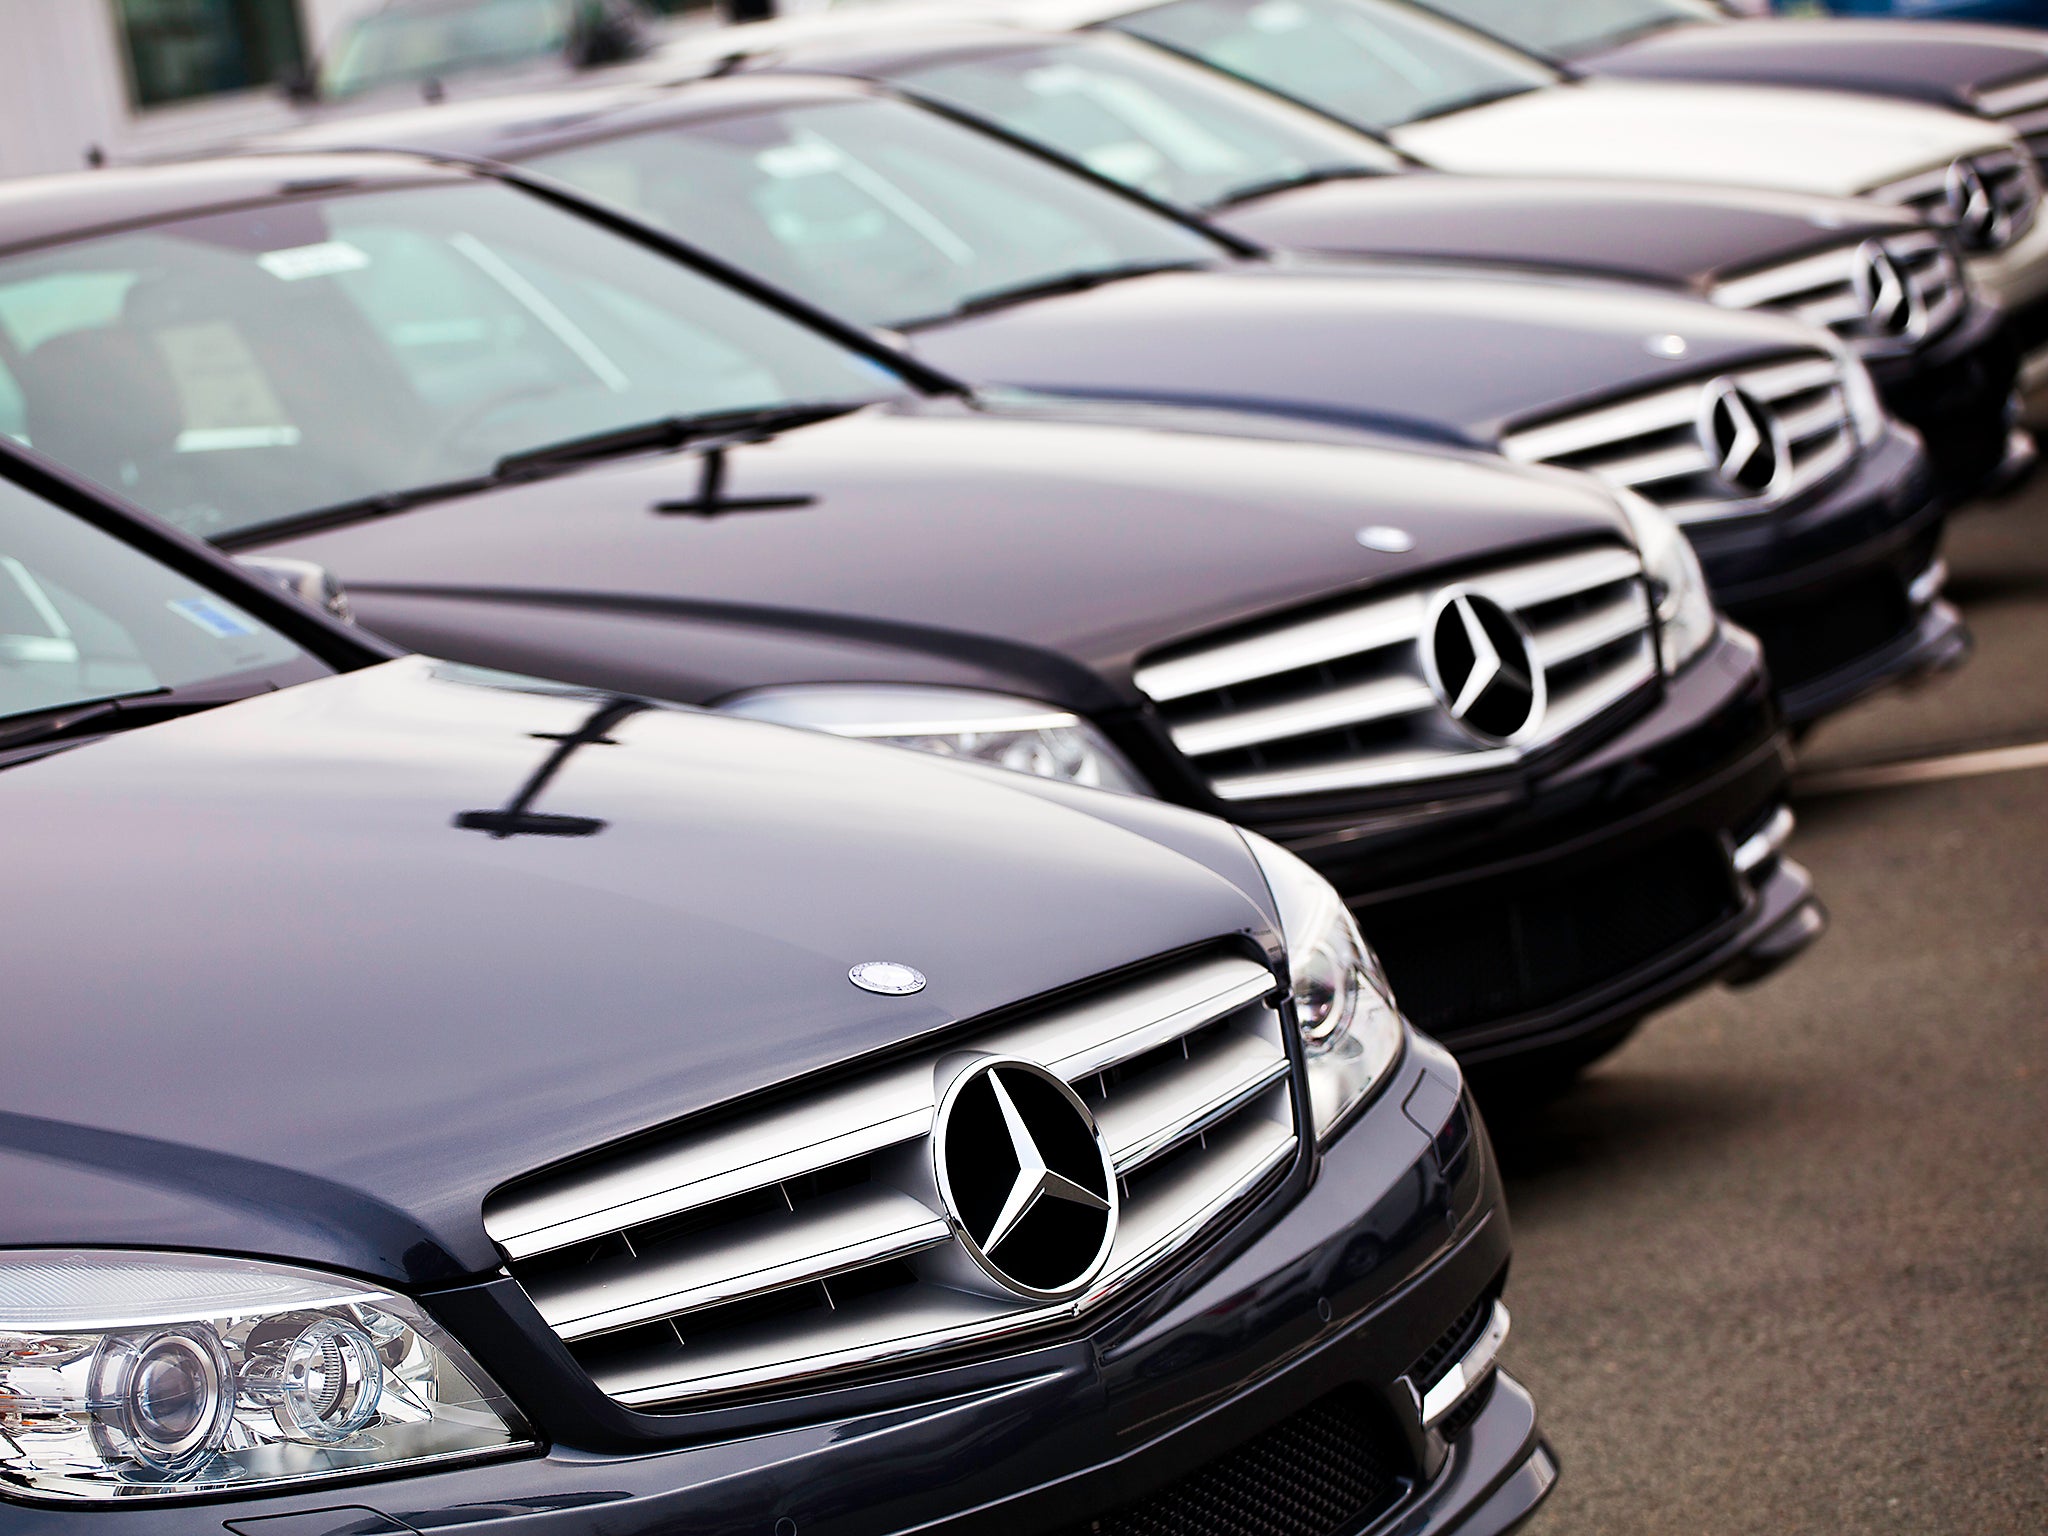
[
  {"left": 526, "top": 97, "right": 1220, "bottom": 330},
  {"left": 1112, "top": 0, "right": 1558, "bottom": 133},
  {"left": 320, "top": 0, "right": 571, "bottom": 99},
  {"left": 1417, "top": 0, "right": 1721, "bottom": 58},
  {"left": 894, "top": 36, "right": 1400, "bottom": 211},
  {"left": 0, "top": 472, "right": 314, "bottom": 727},
  {"left": 0, "top": 178, "right": 907, "bottom": 542}
]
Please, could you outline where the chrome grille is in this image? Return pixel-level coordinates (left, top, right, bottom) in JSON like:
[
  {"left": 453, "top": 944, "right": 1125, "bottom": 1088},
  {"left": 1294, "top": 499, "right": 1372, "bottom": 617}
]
[
  {"left": 1500, "top": 353, "right": 1858, "bottom": 524},
  {"left": 1709, "top": 231, "right": 1966, "bottom": 357},
  {"left": 485, "top": 953, "right": 1294, "bottom": 1408},
  {"left": 1971, "top": 71, "right": 2048, "bottom": 170},
  {"left": 1872, "top": 146, "right": 2041, "bottom": 252},
  {"left": 1133, "top": 544, "right": 1655, "bottom": 803}
]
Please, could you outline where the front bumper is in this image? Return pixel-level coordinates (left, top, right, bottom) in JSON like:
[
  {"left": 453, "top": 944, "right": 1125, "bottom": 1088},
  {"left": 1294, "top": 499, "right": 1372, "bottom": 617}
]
[
  {"left": 1868, "top": 296, "right": 2022, "bottom": 502},
  {"left": 4, "top": 1042, "right": 1547, "bottom": 1536},
  {"left": 1687, "top": 423, "right": 1963, "bottom": 725},
  {"left": 1255, "top": 626, "right": 1821, "bottom": 1064}
]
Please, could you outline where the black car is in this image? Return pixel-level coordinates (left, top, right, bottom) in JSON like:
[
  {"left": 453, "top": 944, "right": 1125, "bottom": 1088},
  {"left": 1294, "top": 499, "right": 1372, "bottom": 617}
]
[
  {"left": 279, "top": 73, "right": 1966, "bottom": 722},
  {"left": 679, "top": 17, "right": 2028, "bottom": 500},
  {"left": 0, "top": 150, "right": 1821, "bottom": 1077},
  {"left": 0, "top": 435, "right": 1546, "bottom": 1532}
]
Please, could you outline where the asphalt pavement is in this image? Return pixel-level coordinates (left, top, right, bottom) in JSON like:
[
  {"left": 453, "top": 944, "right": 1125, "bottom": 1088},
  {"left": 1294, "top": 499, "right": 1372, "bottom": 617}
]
[{"left": 1496, "top": 478, "right": 2048, "bottom": 1534}]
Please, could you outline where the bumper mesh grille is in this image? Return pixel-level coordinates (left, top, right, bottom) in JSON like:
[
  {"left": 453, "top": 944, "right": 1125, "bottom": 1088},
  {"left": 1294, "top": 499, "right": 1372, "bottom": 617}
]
[
  {"left": 1064, "top": 1391, "right": 1404, "bottom": 1536},
  {"left": 1365, "top": 834, "right": 1740, "bottom": 1042},
  {"left": 1741, "top": 569, "right": 1913, "bottom": 697}
]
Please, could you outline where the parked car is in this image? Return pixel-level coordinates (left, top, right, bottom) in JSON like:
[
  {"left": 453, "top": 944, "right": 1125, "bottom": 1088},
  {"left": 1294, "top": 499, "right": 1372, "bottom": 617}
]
[
  {"left": 0, "top": 433, "right": 1547, "bottom": 1530},
  {"left": 296, "top": 0, "right": 663, "bottom": 105},
  {"left": 276, "top": 75, "right": 1964, "bottom": 722},
  {"left": 955, "top": 0, "right": 2048, "bottom": 391},
  {"left": 658, "top": 15, "right": 2029, "bottom": 498},
  {"left": 0, "top": 151, "right": 1822, "bottom": 1077}
]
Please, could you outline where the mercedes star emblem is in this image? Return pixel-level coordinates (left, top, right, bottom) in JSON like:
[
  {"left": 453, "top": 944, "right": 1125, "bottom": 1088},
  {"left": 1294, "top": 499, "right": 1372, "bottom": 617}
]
[
  {"left": 849, "top": 961, "right": 927, "bottom": 996},
  {"left": 932, "top": 1058, "right": 1117, "bottom": 1301},
  {"left": 1944, "top": 158, "right": 2003, "bottom": 250},
  {"left": 1698, "top": 377, "right": 1786, "bottom": 500},
  {"left": 1852, "top": 241, "right": 1918, "bottom": 339},
  {"left": 1422, "top": 588, "right": 1545, "bottom": 745}
]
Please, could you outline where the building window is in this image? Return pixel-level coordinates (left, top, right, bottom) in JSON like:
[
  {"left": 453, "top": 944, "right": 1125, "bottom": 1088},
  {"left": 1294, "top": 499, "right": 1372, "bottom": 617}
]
[{"left": 112, "top": 0, "right": 307, "bottom": 110}]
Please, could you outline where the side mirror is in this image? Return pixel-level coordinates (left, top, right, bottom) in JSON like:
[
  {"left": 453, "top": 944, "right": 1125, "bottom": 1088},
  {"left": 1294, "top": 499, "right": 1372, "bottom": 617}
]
[
  {"left": 234, "top": 556, "right": 354, "bottom": 624},
  {"left": 568, "top": 0, "right": 653, "bottom": 67}
]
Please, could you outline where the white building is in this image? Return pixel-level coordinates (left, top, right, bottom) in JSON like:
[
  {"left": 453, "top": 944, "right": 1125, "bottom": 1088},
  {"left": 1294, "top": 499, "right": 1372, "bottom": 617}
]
[{"left": 0, "top": 0, "right": 381, "bottom": 182}]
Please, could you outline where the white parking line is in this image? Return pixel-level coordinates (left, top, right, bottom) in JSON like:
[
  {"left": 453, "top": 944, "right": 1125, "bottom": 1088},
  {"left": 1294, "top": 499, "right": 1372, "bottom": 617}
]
[{"left": 1796, "top": 738, "right": 2048, "bottom": 797}]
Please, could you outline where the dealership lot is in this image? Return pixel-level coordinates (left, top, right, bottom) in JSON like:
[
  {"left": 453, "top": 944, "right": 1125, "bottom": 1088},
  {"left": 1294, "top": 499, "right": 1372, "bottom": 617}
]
[{"left": 1502, "top": 484, "right": 2048, "bottom": 1535}]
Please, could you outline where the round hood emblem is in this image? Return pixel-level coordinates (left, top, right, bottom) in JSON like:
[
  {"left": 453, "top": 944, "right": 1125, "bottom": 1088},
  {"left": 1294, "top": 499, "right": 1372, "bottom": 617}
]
[
  {"left": 1944, "top": 158, "right": 2004, "bottom": 250},
  {"left": 1698, "top": 377, "right": 1787, "bottom": 501},
  {"left": 1422, "top": 588, "right": 1544, "bottom": 745},
  {"left": 849, "top": 961, "right": 926, "bottom": 996},
  {"left": 1852, "top": 241, "right": 1918, "bottom": 339},
  {"left": 933, "top": 1058, "right": 1117, "bottom": 1301}
]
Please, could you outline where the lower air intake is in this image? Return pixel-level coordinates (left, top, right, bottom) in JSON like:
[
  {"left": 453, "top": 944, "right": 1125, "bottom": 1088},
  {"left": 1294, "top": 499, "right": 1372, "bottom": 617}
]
[
  {"left": 1364, "top": 835, "right": 1740, "bottom": 1043},
  {"left": 1064, "top": 1391, "right": 1405, "bottom": 1536}
]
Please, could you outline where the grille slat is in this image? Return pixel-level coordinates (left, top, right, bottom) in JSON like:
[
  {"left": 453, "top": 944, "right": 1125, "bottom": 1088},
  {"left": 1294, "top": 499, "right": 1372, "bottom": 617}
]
[
  {"left": 1504, "top": 350, "right": 1859, "bottom": 526},
  {"left": 532, "top": 1185, "right": 953, "bottom": 1344},
  {"left": 486, "top": 953, "right": 1296, "bottom": 1408},
  {"left": 1137, "top": 544, "right": 1655, "bottom": 804},
  {"left": 1873, "top": 147, "right": 2041, "bottom": 252},
  {"left": 1710, "top": 230, "right": 1966, "bottom": 351}
]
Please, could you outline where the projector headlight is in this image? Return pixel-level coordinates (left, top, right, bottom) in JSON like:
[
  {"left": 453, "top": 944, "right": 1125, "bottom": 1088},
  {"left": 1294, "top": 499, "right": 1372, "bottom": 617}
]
[
  {"left": 0, "top": 1252, "right": 529, "bottom": 1502},
  {"left": 1246, "top": 832, "right": 1404, "bottom": 1143},
  {"left": 717, "top": 684, "right": 1150, "bottom": 794},
  {"left": 1615, "top": 489, "right": 1718, "bottom": 676}
]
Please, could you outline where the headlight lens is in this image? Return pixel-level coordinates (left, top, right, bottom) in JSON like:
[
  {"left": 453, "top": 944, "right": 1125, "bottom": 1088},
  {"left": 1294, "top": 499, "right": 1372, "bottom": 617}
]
[
  {"left": 717, "top": 685, "right": 1150, "bottom": 794},
  {"left": 1831, "top": 342, "right": 1889, "bottom": 447},
  {"left": 1615, "top": 489, "right": 1717, "bottom": 675},
  {"left": 0, "top": 1252, "right": 529, "bottom": 1502},
  {"left": 1245, "top": 832, "right": 1404, "bottom": 1143}
]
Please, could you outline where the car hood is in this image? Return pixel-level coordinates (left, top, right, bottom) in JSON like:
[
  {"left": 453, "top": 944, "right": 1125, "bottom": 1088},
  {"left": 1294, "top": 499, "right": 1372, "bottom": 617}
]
[
  {"left": 0, "top": 655, "right": 1277, "bottom": 1280},
  {"left": 247, "top": 398, "right": 1625, "bottom": 709},
  {"left": 1589, "top": 18, "right": 2048, "bottom": 113},
  {"left": 1209, "top": 174, "right": 1919, "bottom": 294},
  {"left": 907, "top": 263, "right": 1823, "bottom": 447},
  {"left": 1392, "top": 78, "right": 2008, "bottom": 198}
]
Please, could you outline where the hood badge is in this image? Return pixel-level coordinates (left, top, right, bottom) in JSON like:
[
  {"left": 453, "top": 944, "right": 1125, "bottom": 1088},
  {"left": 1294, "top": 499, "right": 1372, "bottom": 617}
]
[
  {"left": 1422, "top": 587, "right": 1545, "bottom": 745},
  {"left": 1355, "top": 525, "right": 1416, "bottom": 553},
  {"left": 1646, "top": 334, "right": 1689, "bottom": 359},
  {"left": 850, "top": 961, "right": 927, "bottom": 996}
]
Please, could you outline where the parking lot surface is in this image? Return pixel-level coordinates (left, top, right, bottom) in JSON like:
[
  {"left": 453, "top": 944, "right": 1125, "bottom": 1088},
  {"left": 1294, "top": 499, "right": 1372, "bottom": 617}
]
[{"left": 1500, "top": 482, "right": 2048, "bottom": 1535}]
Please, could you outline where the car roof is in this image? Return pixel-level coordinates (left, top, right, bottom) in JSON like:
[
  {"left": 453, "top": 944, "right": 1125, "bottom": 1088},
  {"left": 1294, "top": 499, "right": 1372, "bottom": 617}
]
[
  {"left": 0, "top": 153, "right": 473, "bottom": 256},
  {"left": 248, "top": 73, "right": 893, "bottom": 164}
]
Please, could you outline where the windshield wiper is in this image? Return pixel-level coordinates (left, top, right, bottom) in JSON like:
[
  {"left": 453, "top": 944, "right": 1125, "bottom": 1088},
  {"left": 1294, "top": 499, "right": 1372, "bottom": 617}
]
[
  {"left": 493, "top": 402, "right": 865, "bottom": 478},
  {"left": 906, "top": 260, "right": 1208, "bottom": 328},
  {"left": 1209, "top": 166, "right": 1391, "bottom": 210},
  {"left": 0, "top": 686, "right": 257, "bottom": 756}
]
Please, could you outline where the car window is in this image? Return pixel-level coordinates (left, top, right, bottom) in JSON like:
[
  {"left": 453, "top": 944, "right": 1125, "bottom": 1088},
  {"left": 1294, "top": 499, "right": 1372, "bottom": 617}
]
[
  {"left": 1114, "top": 0, "right": 1556, "bottom": 133},
  {"left": 0, "top": 473, "right": 312, "bottom": 723},
  {"left": 1419, "top": 0, "right": 1720, "bottom": 59},
  {"left": 896, "top": 37, "right": 1398, "bottom": 210},
  {"left": 0, "top": 177, "right": 906, "bottom": 541},
  {"left": 321, "top": 0, "right": 571, "bottom": 98},
  {"left": 528, "top": 96, "right": 1220, "bottom": 330}
]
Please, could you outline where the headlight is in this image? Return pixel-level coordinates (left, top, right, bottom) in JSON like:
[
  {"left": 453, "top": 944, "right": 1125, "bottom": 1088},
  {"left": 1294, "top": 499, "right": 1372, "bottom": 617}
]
[
  {"left": 0, "top": 1252, "right": 529, "bottom": 1502},
  {"left": 1830, "top": 342, "right": 1889, "bottom": 447},
  {"left": 717, "top": 685, "right": 1150, "bottom": 794},
  {"left": 1244, "top": 832, "right": 1404, "bottom": 1143},
  {"left": 1615, "top": 489, "right": 1717, "bottom": 675}
]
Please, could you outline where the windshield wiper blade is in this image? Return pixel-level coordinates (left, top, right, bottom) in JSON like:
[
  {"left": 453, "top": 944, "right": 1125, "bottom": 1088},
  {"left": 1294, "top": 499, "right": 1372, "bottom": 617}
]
[
  {"left": 493, "top": 402, "right": 864, "bottom": 478},
  {"left": 0, "top": 687, "right": 255, "bottom": 755},
  {"left": 1209, "top": 166, "right": 1390, "bottom": 210},
  {"left": 913, "top": 261, "right": 1207, "bottom": 326}
]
